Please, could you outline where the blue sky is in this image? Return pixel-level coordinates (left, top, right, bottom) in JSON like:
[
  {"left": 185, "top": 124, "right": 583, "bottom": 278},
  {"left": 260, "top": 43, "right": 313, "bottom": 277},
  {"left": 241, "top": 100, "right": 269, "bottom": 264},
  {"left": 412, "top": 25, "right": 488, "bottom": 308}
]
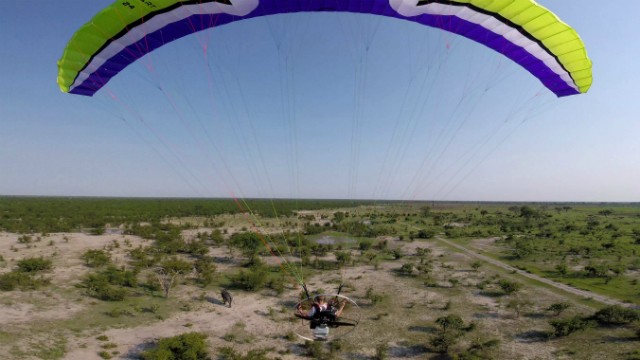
[{"left": 1, "top": 1, "right": 639, "bottom": 202}]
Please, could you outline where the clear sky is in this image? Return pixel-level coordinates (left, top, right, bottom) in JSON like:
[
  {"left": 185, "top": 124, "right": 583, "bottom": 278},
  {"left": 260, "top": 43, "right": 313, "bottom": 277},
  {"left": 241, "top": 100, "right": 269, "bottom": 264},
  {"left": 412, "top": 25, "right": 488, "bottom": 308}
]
[{"left": 1, "top": 1, "right": 639, "bottom": 202}]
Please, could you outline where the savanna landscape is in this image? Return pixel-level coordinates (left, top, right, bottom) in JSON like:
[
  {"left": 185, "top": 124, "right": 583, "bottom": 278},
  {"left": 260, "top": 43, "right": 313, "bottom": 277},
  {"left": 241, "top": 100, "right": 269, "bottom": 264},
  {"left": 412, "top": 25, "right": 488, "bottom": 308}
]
[{"left": 1, "top": 197, "right": 640, "bottom": 360}]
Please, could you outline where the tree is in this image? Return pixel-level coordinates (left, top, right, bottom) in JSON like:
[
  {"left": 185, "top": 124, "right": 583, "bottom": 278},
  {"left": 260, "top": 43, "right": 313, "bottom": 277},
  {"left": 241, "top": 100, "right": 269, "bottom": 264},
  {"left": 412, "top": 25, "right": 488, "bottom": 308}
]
[
  {"left": 519, "top": 206, "right": 537, "bottom": 220},
  {"left": 416, "top": 229, "right": 434, "bottom": 239},
  {"left": 598, "top": 209, "right": 613, "bottom": 217},
  {"left": 230, "top": 232, "right": 262, "bottom": 264},
  {"left": 430, "top": 314, "right": 466, "bottom": 353},
  {"left": 154, "top": 263, "right": 186, "bottom": 298}
]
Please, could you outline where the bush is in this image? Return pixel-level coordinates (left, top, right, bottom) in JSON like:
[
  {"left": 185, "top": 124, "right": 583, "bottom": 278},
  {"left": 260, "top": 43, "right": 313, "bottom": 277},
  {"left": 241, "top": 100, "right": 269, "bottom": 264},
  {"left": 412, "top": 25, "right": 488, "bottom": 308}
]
[
  {"left": 549, "top": 316, "right": 594, "bottom": 337},
  {"left": 335, "top": 251, "right": 352, "bottom": 266},
  {"left": 547, "top": 302, "right": 571, "bottom": 317},
  {"left": 459, "top": 338, "right": 501, "bottom": 359},
  {"left": 194, "top": 256, "right": 216, "bottom": 287},
  {"left": 593, "top": 305, "right": 640, "bottom": 325},
  {"left": 129, "top": 246, "right": 158, "bottom": 269},
  {"left": 79, "top": 266, "right": 137, "bottom": 301},
  {"left": 141, "top": 332, "right": 209, "bottom": 360},
  {"left": 217, "top": 346, "right": 270, "bottom": 360},
  {"left": 18, "top": 235, "right": 33, "bottom": 244},
  {"left": 303, "top": 340, "right": 330, "bottom": 359},
  {"left": 374, "top": 343, "right": 389, "bottom": 360},
  {"left": 358, "top": 239, "right": 373, "bottom": 251},
  {"left": 365, "top": 287, "right": 387, "bottom": 306},
  {"left": 498, "top": 279, "right": 521, "bottom": 295},
  {"left": 94, "top": 284, "right": 127, "bottom": 301},
  {"left": 101, "top": 266, "right": 138, "bottom": 287},
  {"left": 398, "top": 263, "right": 414, "bottom": 276},
  {"left": 0, "top": 271, "right": 49, "bottom": 291},
  {"left": 90, "top": 226, "right": 106, "bottom": 235},
  {"left": 16, "top": 257, "right": 52, "bottom": 273},
  {"left": 229, "top": 263, "right": 268, "bottom": 291},
  {"left": 416, "top": 229, "right": 434, "bottom": 239},
  {"left": 82, "top": 249, "right": 111, "bottom": 267}
]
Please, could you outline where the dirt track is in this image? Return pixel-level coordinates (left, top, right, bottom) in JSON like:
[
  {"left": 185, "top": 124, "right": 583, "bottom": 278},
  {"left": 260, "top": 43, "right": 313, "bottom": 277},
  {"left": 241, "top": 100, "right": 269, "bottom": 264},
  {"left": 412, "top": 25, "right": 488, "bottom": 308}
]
[{"left": 434, "top": 237, "right": 634, "bottom": 308}]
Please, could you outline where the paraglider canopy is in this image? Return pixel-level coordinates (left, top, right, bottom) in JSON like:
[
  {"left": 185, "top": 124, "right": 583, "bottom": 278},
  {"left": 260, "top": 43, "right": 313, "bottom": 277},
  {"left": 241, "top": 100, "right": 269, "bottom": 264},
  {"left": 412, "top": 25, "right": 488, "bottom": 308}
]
[{"left": 58, "top": 0, "right": 591, "bottom": 98}]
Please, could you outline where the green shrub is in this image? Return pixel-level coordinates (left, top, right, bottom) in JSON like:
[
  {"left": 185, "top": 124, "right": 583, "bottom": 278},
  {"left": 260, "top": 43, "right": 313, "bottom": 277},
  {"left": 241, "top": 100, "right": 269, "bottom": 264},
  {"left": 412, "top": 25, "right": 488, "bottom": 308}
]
[
  {"left": 98, "top": 350, "right": 112, "bottom": 359},
  {"left": 547, "top": 302, "right": 571, "bottom": 317},
  {"left": 229, "top": 263, "right": 268, "bottom": 291},
  {"left": 0, "top": 271, "right": 49, "bottom": 291},
  {"left": 358, "top": 240, "right": 373, "bottom": 251},
  {"left": 95, "top": 285, "right": 127, "bottom": 302},
  {"left": 303, "top": 340, "right": 330, "bottom": 359},
  {"left": 80, "top": 274, "right": 128, "bottom": 301},
  {"left": 16, "top": 257, "right": 52, "bottom": 273},
  {"left": 549, "top": 316, "right": 594, "bottom": 337},
  {"left": 140, "top": 332, "right": 209, "bottom": 360},
  {"left": 398, "top": 263, "right": 414, "bottom": 276},
  {"left": 90, "top": 226, "right": 106, "bottom": 235},
  {"left": 82, "top": 249, "right": 111, "bottom": 267},
  {"left": 593, "top": 305, "right": 640, "bottom": 325},
  {"left": 335, "top": 251, "right": 352, "bottom": 265},
  {"left": 374, "top": 343, "right": 389, "bottom": 360},
  {"left": 129, "top": 246, "right": 158, "bottom": 268},
  {"left": 497, "top": 279, "right": 521, "bottom": 295},
  {"left": 18, "top": 235, "right": 33, "bottom": 244},
  {"left": 101, "top": 266, "right": 138, "bottom": 287},
  {"left": 365, "top": 287, "right": 387, "bottom": 306},
  {"left": 459, "top": 338, "right": 501, "bottom": 359},
  {"left": 217, "top": 346, "right": 270, "bottom": 360},
  {"left": 194, "top": 256, "right": 216, "bottom": 287},
  {"left": 627, "top": 349, "right": 640, "bottom": 360}
]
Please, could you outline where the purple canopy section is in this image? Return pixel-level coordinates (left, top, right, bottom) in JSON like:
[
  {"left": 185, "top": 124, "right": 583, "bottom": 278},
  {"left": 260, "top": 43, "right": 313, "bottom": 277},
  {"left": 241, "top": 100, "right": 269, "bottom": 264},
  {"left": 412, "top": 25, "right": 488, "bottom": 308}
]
[{"left": 70, "top": 0, "right": 578, "bottom": 97}]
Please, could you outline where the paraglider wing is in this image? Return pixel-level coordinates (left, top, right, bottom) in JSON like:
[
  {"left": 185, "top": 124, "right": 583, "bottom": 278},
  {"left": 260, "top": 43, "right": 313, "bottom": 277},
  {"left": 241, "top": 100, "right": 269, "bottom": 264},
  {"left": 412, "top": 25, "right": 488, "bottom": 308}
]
[{"left": 58, "top": 0, "right": 591, "bottom": 97}]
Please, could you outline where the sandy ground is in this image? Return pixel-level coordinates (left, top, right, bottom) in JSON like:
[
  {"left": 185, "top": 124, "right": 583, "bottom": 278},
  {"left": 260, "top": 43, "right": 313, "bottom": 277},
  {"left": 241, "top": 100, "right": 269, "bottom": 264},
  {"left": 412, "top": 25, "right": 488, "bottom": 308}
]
[{"left": 0, "top": 232, "right": 149, "bottom": 325}]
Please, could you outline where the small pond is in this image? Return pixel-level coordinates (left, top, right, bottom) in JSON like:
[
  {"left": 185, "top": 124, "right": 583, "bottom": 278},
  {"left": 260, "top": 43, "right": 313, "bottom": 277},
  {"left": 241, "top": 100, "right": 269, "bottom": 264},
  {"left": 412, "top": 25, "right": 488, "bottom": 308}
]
[{"left": 314, "top": 235, "right": 355, "bottom": 245}]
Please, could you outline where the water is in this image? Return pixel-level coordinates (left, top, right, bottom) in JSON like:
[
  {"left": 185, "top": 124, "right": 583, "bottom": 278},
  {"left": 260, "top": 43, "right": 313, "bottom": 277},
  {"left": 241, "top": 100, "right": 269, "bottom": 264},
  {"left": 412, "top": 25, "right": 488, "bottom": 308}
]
[{"left": 315, "top": 235, "right": 354, "bottom": 245}]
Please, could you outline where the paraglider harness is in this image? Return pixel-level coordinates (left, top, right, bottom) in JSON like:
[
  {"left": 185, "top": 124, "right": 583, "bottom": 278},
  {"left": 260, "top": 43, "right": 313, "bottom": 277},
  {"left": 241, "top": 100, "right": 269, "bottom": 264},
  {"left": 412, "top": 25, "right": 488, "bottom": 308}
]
[
  {"left": 296, "top": 284, "right": 351, "bottom": 340},
  {"left": 309, "top": 301, "right": 338, "bottom": 329}
]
